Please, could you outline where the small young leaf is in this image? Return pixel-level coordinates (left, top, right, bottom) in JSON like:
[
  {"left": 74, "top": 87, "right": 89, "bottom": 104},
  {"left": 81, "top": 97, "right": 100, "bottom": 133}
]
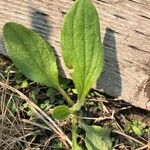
[
  {"left": 7, "top": 99, "right": 17, "bottom": 114},
  {"left": 61, "top": 0, "right": 103, "bottom": 106},
  {"left": 30, "top": 90, "right": 38, "bottom": 102},
  {"left": 22, "top": 103, "right": 28, "bottom": 109},
  {"left": 132, "top": 125, "right": 143, "bottom": 136},
  {"left": 84, "top": 125, "right": 112, "bottom": 150},
  {"left": 27, "top": 109, "right": 34, "bottom": 116},
  {"left": 20, "top": 80, "right": 28, "bottom": 88},
  {"left": 52, "top": 105, "right": 71, "bottom": 120},
  {"left": 3, "top": 22, "right": 59, "bottom": 88}
]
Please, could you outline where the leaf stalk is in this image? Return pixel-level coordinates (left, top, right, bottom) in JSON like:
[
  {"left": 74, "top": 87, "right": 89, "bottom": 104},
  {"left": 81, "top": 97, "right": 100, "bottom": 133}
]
[
  {"left": 72, "top": 114, "right": 78, "bottom": 150},
  {"left": 57, "top": 86, "right": 74, "bottom": 106}
]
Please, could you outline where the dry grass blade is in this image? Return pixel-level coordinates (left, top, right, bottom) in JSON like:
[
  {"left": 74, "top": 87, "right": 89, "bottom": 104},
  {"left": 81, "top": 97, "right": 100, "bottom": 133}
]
[
  {"left": 3, "top": 131, "right": 40, "bottom": 150},
  {"left": 21, "top": 119, "right": 54, "bottom": 132},
  {"left": 136, "top": 144, "right": 148, "bottom": 150},
  {"left": 0, "top": 81, "right": 72, "bottom": 148},
  {"left": 148, "top": 129, "right": 150, "bottom": 150},
  {"left": 114, "top": 130, "right": 145, "bottom": 146}
]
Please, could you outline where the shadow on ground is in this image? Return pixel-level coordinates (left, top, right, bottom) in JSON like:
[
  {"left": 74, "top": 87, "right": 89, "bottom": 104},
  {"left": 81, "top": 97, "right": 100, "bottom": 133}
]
[{"left": 97, "top": 28, "right": 122, "bottom": 97}]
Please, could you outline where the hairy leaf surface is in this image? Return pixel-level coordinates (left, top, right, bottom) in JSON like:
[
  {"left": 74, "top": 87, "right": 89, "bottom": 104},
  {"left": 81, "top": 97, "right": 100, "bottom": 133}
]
[
  {"left": 3, "top": 22, "right": 59, "bottom": 88},
  {"left": 61, "top": 0, "right": 103, "bottom": 101},
  {"left": 84, "top": 125, "right": 112, "bottom": 150}
]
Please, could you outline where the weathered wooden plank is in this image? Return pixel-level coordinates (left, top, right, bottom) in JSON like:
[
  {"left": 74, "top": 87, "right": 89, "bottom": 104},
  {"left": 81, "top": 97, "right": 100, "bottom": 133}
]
[{"left": 0, "top": 0, "right": 150, "bottom": 109}]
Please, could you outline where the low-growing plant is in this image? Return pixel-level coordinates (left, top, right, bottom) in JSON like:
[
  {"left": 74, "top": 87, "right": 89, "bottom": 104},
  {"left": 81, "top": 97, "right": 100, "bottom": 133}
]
[
  {"left": 3, "top": 0, "right": 112, "bottom": 149},
  {"left": 125, "top": 120, "right": 148, "bottom": 136}
]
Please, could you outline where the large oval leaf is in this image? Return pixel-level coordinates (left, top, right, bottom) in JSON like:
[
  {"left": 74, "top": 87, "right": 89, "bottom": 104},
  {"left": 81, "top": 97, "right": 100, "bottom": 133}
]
[
  {"left": 3, "top": 22, "right": 59, "bottom": 88},
  {"left": 61, "top": 0, "right": 103, "bottom": 102},
  {"left": 84, "top": 125, "right": 112, "bottom": 150}
]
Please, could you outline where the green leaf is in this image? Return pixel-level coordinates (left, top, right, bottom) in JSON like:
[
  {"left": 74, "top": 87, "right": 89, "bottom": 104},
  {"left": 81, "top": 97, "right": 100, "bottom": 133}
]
[
  {"left": 132, "top": 125, "right": 143, "bottom": 136},
  {"left": 84, "top": 125, "right": 112, "bottom": 150},
  {"left": 52, "top": 105, "right": 71, "bottom": 120},
  {"left": 27, "top": 109, "right": 34, "bottom": 116},
  {"left": 7, "top": 99, "right": 17, "bottom": 114},
  {"left": 72, "top": 143, "right": 82, "bottom": 150},
  {"left": 30, "top": 90, "right": 38, "bottom": 102},
  {"left": 72, "top": 88, "right": 78, "bottom": 94},
  {"left": 61, "top": 0, "right": 103, "bottom": 103},
  {"left": 20, "top": 80, "right": 28, "bottom": 88},
  {"left": 3, "top": 22, "right": 59, "bottom": 88},
  {"left": 22, "top": 103, "right": 28, "bottom": 109}
]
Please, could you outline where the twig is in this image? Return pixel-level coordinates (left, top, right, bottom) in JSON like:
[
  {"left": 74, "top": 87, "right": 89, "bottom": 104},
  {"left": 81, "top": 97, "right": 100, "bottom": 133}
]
[
  {"left": 0, "top": 81, "right": 72, "bottom": 148},
  {"left": 114, "top": 130, "right": 145, "bottom": 146},
  {"left": 135, "top": 144, "right": 148, "bottom": 150},
  {"left": 21, "top": 119, "right": 54, "bottom": 131},
  {"left": 77, "top": 116, "right": 112, "bottom": 121}
]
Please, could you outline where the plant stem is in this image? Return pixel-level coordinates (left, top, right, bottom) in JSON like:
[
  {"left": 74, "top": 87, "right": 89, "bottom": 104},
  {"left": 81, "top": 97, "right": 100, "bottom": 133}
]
[
  {"left": 70, "top": 99, "right": 85, "bottom": 112},
  {"left": 57, "top": 86, "right": 74, "bottom": 106},
  {"left": 72, "top": 114, "right": 78, "bottom": 150}
]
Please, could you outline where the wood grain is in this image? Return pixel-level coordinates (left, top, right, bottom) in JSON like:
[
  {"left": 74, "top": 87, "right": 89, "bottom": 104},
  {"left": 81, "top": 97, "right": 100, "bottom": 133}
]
[{"left": 0, "top": 0, "right": 150, "bottom": 109}]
